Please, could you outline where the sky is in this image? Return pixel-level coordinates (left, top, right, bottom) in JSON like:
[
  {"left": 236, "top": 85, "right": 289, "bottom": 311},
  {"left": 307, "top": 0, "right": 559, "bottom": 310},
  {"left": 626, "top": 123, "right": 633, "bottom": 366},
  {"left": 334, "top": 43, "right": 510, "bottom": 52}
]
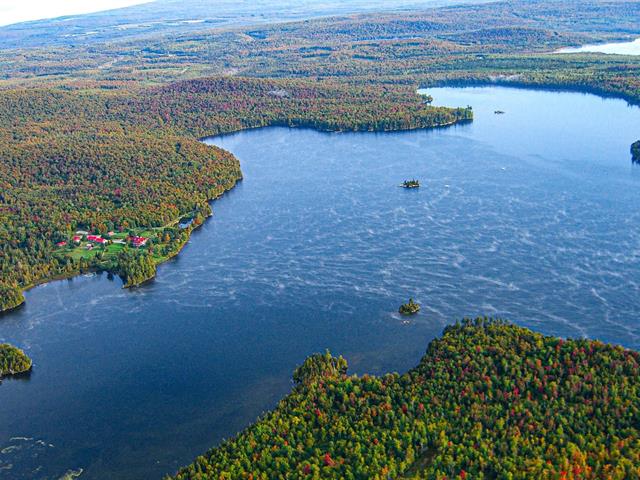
[{"left": 0, "top": 0, "right": 154, "bottom": 26}]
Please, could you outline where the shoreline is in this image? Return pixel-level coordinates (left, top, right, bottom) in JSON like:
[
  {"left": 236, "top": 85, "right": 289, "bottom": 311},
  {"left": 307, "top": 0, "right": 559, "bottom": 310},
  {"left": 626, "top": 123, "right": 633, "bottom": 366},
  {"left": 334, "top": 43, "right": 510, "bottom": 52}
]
[
  {"left": 15, "top": 176, "right": 242, "bottom": 296},
  {"left": 6, "top": 115, "right": 470, "bottom": 305},
  {"left": 6, "top": 77, "right": 638, "bottom": 308}
]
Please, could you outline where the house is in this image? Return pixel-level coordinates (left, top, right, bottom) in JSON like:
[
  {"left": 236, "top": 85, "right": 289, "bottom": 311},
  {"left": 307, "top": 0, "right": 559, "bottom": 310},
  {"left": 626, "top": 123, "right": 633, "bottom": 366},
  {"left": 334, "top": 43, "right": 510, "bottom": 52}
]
[
  {"left": 76, "top": 230, "right": 89, "bottom": 235},
  {"left": 107, "top": 231, "right": 115, "bottom": 237},
  {"left": 131, "top": 236, "right": 148, "bottom": 248},
  {"left": 56, "top": 241, "right": 67, "bottom": 247},
  {"left": 87, "top": 235, "right": 106, "bottom": 244},
  {"left": 72, "top": 235, "right": 82, "bottom": 243}
]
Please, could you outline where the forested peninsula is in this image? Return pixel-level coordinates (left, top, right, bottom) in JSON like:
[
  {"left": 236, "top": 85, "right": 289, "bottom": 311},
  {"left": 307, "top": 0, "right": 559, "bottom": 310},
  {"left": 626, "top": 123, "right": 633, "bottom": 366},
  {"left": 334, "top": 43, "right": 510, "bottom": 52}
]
[
  {"left": 171, "top": 319, "right": 640, "bottom": 479},
  {"left": 0, "top": 78, "right": 471, "bottom": 307},
  {"left": 0, "top": 343, "right": 32, "bottom": 377}
]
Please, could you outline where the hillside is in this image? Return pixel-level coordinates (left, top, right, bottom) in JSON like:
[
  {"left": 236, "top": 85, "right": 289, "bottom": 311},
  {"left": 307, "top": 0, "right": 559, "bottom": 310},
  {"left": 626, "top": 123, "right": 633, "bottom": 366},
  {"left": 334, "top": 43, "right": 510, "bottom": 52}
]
[{"left": 172, "top": 320, "right": 640, "bottom": 479}]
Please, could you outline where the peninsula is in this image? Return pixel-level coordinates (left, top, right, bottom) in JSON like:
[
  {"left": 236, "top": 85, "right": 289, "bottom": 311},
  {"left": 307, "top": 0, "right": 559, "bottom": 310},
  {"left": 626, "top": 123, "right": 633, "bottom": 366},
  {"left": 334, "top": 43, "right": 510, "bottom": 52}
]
[{"left": 172, "top": 319, "right": 640, "bottom": 479}]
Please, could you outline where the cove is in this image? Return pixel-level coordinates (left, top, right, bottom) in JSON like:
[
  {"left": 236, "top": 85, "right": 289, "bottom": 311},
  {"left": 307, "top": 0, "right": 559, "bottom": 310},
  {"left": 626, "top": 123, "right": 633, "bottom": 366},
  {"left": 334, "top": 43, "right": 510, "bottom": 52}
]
[{"left": 1, "top": 86, "right": 640, "bottom": 479}]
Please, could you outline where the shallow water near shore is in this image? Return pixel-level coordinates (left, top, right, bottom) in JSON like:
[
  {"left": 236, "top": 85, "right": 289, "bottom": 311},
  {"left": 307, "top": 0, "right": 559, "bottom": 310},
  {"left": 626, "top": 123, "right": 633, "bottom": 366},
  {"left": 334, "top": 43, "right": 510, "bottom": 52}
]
[{"left": 1, "top": 86, "right": 640, "bottom": 479}]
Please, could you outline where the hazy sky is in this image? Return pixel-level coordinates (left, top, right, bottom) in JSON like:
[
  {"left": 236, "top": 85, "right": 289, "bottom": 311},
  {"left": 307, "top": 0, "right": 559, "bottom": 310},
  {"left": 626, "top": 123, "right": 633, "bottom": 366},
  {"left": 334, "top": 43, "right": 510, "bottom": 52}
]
[{"left": 0, "top": 0, "right": 154, "bottom": 26}]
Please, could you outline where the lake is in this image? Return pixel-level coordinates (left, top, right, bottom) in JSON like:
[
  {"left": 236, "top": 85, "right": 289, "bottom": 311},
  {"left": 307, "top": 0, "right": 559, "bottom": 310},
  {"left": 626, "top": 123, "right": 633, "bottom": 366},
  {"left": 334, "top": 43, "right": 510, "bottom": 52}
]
[
  {"left": 556, "top": 37, "right": 640, "bottom": 55},
  {"left": 1, "top": 86, "right": 639, "bottom": 479}
]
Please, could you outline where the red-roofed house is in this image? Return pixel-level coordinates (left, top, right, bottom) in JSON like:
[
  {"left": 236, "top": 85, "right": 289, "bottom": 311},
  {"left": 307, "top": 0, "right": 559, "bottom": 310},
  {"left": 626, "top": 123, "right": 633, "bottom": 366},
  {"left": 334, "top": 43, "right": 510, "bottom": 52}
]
[
  {"left": 56, "top": 241, "right": 67, "bottom": 247},
  {"left": 72, "top": 235, "right": 82, "bottom": 243},
  {"left": 87, "top": 235, "right": 106, "bottom": 244},
  {"left": 131, "top": 236, "right": 148, "bottom": 248}
]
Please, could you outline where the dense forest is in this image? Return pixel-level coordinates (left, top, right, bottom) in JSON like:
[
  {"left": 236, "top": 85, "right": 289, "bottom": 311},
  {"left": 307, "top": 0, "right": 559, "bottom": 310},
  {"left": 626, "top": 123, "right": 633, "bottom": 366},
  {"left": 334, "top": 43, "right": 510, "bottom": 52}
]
[
  {"left": 0, "top": 283, "right": 24, "bottom": 312},
  {"left": 1, "top": 1, "right": 639, "bottom": 106},
  {"left": 633, "top": 140, "right": 640, "bottom": 163},
  {"left": 171, "top": 319, "right": 640, "bottom": 479},
  {"left": 0, "top": 78, "right": 468, "bottom": 300},
  {"left": 0, "top": 343, "right": 32, "bottom": 377}
]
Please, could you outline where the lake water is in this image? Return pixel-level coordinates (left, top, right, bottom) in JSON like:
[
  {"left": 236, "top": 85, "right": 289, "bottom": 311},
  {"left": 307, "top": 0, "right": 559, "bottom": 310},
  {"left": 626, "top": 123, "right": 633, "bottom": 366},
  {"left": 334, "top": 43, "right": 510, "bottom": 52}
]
[
  {"left": 1, "top": 86, "right": 640, "bottom": 479},
  {"left": 556, "top": 37, "right": 640, "bottom": 55}
]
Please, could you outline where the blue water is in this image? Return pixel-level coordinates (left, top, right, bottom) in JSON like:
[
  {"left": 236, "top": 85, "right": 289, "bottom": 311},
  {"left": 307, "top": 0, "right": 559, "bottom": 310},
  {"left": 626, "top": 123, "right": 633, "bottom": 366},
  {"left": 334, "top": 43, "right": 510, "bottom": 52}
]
[
  {"left": 1, "top": 86, "right": 639, "bottom": 479},
  {"left": 556, "top": 37, "right": 640, "bottom": 55}
]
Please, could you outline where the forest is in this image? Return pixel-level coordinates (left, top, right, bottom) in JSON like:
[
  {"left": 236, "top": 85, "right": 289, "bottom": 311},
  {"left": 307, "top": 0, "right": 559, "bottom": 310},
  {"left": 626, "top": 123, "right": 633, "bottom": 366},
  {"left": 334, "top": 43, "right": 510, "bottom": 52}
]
[
  {"left": 633, "top": 140, "right": 640, "bottom": 163},
  {"left": 1, "top": 1, "right": 639, "bottom": 108},
  {"left": 0, "top": 343, "right": 32, "bottom": 377},
  {"left": 171, "top": 319, "right": 640, "bottom": 479},
  {"left": 0, "top": 283, "right": 24, "bottom": 312}
]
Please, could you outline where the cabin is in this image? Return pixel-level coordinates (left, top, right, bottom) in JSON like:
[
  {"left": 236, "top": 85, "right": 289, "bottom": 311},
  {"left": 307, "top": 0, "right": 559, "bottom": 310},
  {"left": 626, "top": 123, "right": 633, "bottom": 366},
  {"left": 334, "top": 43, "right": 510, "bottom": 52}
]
[
  {"left": 131, "top": 236, "right": 148, "bottom": 248},
  {"left": 56, "top": 241, "right": 67, "bottom": 247},
  {"left": 72, "top": 235, "right": 82, "bottom": 243},
  {"left": 87, "top": 235, "right": 106, "bottom": 244},
  {"left": 76, "top": 230, "right": 89, "bottom": 235}
]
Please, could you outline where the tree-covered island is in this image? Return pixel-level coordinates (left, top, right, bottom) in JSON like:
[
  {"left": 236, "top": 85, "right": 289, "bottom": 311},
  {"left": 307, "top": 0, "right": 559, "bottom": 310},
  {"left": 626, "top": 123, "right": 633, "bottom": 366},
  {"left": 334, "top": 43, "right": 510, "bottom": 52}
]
[
  {"left": 399, "top": 298, "right": 421, "bottom": 314},
  {"left": 632, "top": 140, "right": 640, "bottom": 163},
  {"left": 0, "top": 343, "right": 32, "bottom": 377},
  {"left": 171, "top": 319, "right": 640, "bottom": 479},
  {"left": 401, "top": 180, "right": 421, "bottom": 189}
]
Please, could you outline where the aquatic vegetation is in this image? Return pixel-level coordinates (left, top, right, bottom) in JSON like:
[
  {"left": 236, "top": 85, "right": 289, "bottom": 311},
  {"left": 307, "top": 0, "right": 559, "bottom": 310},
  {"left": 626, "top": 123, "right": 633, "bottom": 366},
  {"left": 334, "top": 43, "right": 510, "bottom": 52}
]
[
  {"left": 399, "top": 298, "right": 421, "bottom": 314},
  {"left": 0, "top": 344, "right": 32, "bottom": 377},
  {"left": 172, "top": 320, "right": 640, "bottom": 479}
]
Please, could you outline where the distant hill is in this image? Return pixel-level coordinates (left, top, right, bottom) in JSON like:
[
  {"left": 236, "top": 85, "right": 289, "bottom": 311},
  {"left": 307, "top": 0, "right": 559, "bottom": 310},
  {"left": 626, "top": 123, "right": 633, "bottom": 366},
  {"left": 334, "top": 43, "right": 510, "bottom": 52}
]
[{"left": 0, "top": 0, "right": 492, "bottom": 48}]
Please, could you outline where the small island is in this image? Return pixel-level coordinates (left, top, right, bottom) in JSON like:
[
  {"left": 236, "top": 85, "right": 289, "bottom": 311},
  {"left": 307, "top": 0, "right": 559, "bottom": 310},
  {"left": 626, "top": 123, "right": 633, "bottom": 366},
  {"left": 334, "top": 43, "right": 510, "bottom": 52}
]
[
  {"left": 0, "top": 343, "right": 32, "bottom": 377},
  {"left": 494, "top": 110, "right": 505, "bottom": 114},
  {"left": 632, "top": 140, "right": 640, "bottom": 163},
  {"left": 399, "top": 298, "right": 421, "bottom": 315},
  {"left": 401, "top": 179, "right": 420, "bottom": 189}
]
